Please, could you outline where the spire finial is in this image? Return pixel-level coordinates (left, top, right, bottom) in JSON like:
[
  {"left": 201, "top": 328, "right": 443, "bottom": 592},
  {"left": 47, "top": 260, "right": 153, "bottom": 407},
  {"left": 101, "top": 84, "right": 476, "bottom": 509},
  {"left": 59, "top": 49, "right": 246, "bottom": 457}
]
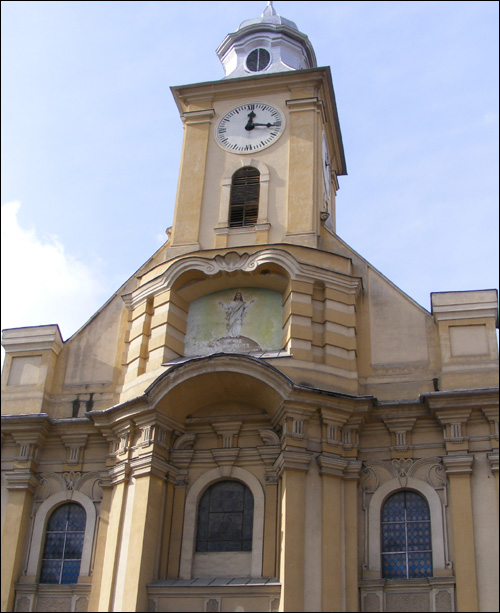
[{"left": 264, "top": 1, "right": 277, "bottom": 16}]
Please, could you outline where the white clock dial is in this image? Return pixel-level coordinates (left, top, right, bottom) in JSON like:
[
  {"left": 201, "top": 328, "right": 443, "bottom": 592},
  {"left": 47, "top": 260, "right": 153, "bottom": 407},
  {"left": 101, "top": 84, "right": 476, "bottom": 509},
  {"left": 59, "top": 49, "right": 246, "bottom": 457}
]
[{"left": 216, "top": 103, "right": 285, "bottom": 154}]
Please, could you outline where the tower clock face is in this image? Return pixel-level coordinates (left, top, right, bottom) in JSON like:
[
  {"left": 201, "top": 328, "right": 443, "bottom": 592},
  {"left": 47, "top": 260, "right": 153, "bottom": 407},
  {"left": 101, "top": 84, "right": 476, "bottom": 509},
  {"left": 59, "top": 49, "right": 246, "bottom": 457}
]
[{"left": 216, "top": 103, "right": 285, "bottom": 154}]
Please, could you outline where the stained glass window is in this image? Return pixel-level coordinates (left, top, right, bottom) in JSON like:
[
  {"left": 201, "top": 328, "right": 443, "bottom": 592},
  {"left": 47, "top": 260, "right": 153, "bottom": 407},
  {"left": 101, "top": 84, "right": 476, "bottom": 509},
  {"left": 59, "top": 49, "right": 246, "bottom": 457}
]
[
  {"left": 381, "top": 491, "right": 432, "bottom": 579},
  {"left": 196, "top": 481, "right": 254, "bottom": 553},
  {"left": 40, "top": 503, "right": 86, "bottom": 584}
]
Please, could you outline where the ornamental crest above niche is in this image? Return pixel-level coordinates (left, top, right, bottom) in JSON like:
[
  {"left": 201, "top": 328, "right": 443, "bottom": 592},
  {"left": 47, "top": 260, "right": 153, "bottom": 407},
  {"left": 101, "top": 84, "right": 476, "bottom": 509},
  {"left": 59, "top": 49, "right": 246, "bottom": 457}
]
[{"left": 185, "top": 288, "right": 282, "bottom": 357}]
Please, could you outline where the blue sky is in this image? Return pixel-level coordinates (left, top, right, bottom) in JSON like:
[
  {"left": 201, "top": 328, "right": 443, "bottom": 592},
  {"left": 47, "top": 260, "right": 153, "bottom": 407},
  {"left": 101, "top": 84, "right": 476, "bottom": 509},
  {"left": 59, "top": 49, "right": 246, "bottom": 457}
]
[{"left": 1, "top": 1, "right": 499, "bottom": 346}]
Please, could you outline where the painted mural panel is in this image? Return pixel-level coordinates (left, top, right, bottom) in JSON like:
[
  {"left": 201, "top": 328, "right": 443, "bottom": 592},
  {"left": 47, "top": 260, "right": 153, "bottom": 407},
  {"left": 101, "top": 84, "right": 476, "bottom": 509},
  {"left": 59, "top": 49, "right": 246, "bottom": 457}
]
[{"left": 185, "top": 288, "right": 282, "bottom": 357}]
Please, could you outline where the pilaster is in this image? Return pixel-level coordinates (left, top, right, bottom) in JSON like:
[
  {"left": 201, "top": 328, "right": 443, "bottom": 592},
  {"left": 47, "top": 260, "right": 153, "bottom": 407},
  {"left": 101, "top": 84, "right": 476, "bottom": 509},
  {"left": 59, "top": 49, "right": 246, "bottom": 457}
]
[
  {"left": 344, "top": 461, "right": 363, "bottom": 612},
  {"left": 285, "top": 97, "right": 320, "bottom": 245},
  {"left": 275, "top": 450, "right": 313, "bottom": 612},
  {"left": 443, "top": 455, "right": 478, "bottom": 612},
  {"left": 317, "top": 455, "right": 349, "bottom": 612},
  {"left": 121, "top": 459, "right": 172, "bottom": 612},
  {"left": 1, "top": 469, "right": 39, "bottom": 613},
  {"left": 169, "top": 107, "right": 215, "bottom": 253}
]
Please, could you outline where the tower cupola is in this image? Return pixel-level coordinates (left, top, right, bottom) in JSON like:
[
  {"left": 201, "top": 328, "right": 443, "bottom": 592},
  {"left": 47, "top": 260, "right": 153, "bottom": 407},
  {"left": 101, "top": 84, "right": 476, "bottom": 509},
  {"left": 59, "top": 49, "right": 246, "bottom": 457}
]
[{"left": 216, "top": 1, "right": 317, "bottom": 79}]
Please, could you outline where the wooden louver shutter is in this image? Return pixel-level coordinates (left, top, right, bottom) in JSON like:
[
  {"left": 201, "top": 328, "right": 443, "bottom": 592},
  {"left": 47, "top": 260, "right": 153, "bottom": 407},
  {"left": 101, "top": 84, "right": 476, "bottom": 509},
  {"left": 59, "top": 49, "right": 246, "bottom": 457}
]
[{"left": 229, "top": 167, "right": 260, "bottom": 228}]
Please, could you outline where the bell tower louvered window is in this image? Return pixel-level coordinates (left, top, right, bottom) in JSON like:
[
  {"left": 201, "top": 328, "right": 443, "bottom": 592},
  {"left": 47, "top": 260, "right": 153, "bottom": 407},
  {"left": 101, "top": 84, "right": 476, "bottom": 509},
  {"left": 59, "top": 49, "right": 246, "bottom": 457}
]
[{"left": 229, "top": 167, "right": 260, "bottom": 228}]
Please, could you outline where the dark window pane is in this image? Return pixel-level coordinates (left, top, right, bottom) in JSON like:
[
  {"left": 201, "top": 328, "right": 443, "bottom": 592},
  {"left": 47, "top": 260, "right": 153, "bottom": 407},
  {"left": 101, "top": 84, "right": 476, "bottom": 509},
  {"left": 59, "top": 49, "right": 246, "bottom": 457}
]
[
  {"left": 42, "top": 533, "right": 65, "bottom": 559},
  {"left": 209, "top": 512, "right": 243, "bottom": 540},
  {"left": 408, "top": 552, "right": 433, "bottom": 578},
  {"left": 210, "top": 483, "right": 244, "bottom": 513},
  {"left": 241, "top": 540, "right": 252, "bottom": 552},
  {"left": 407, "top": 522, "right": 432, "bottom": 552},
  {"left": 46, "top": 506, "right": 70, "bottom": 531},
  {"left": 39, "top": 559, "right": 62, "bottom": 584},
  {"left": 405, "top": 492, "right": 430, "bottom": 521},
  {"left": 64, "top": 532, "right": 85, "bottom": 558},
  {"left": 382, "top": 554, "right": 407, "bottom": 579},
  {"left": 382, "top": 522, "right": 406, "bottom": 553},
  {"left": 68, "top": 505, "right": 87, "bottom": 531},
  {"left": 61, "top": 560, "right": 82, "bottom": 584},
  {"left": 381, "top": 491, "right": 406, "bottom": 523},
  {"left": 196, "top": 481, "right": 254, "bottom": 553},
  {"left": 246, "top": 49, "right": 270, "bottom": 72}
]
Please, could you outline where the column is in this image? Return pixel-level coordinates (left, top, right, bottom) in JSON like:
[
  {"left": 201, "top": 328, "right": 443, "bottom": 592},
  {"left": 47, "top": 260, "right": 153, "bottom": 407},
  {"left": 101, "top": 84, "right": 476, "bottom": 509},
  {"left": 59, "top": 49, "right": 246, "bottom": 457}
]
[
  {"left": 276, "top": 450, "right": 312, "bottom": 613},
  {"left": 443, "top": 455, "right": 479, "bottom": 612},
  {"left": 1, "top": 470, "right": 38, "bottom": 613}
]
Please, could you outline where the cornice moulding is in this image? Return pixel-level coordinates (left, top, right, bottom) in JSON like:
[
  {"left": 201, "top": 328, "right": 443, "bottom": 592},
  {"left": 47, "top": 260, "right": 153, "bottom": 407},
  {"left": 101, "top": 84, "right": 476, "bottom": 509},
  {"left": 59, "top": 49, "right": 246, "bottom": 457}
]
[{"left": 2, "top": 325, "right": 64, "bottom": 355}]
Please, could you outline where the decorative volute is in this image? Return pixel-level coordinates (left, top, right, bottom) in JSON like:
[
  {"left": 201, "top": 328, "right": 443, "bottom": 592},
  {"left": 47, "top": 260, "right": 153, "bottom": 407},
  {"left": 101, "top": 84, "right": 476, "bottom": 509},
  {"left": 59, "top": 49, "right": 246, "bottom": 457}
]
[{"left": 217, "top": 1, "right": 317, "bottom": 79}]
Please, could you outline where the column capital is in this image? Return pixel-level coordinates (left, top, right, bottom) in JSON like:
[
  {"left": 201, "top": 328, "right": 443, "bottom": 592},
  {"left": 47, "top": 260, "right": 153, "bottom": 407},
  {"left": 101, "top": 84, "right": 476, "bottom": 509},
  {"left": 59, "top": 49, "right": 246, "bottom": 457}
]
[
  {"left": 443, "top": 454, "right": 474, "bottom": 475},
  {"left": 344, "top": 460, "right": 363, "bottom": 480},
  {"left": 487, "top": 452, "right": 499, "bottom": 473},
  {"left": 129, "top": 452, "right": 177, "bottom": 480},
  {"left": 274, "top": 450, "right": 313, "bottom": 476},
  {"left": 5, "top": 469, "right": 39, "bottom": 492},
  {"left": 317, "top": 454, "right": 349, "bottom": 478}
]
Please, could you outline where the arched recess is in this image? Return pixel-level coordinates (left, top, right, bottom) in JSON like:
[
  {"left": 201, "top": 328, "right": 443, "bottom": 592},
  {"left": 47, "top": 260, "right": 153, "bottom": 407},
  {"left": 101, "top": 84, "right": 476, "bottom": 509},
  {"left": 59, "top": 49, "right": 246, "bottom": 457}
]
[
  {"left": 146, "top": 353, "right": 293, "bottom": 424},
  {"left": 367, "top": 477, "right": 447, "bottom": 574},
  {"left": 26, "top": 490, "right": 97, "bottom": 580},
  {"left": 179, "top": 466, "right": 265, "bottom": 580},
  {"left": 218, "top": 159, "right": 271, "bottom": 229}
]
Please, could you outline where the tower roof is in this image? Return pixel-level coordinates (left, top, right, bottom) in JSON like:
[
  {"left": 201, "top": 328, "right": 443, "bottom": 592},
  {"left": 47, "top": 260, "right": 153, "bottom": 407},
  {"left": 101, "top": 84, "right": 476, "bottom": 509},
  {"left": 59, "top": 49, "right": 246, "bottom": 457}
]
[
  {"left": 217, "top": 1, "right": 317, "bottom": 79},
  {"left": 238, "top": 1, "right": 299, "bottom": 32}
]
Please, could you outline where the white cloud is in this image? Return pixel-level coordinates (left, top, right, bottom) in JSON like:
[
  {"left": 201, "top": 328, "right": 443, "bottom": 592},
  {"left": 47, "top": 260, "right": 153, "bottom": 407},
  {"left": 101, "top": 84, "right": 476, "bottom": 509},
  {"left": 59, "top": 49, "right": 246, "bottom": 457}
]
[{"left": 1, "top": 202, "right": 107, "bottom": 343}]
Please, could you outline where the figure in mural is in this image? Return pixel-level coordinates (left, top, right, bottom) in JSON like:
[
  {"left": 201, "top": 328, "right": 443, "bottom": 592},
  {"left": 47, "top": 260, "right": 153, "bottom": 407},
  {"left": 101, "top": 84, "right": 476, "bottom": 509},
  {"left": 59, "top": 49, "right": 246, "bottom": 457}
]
[{"left": 219, "top": 291, "right": 255, "bottom": 338}]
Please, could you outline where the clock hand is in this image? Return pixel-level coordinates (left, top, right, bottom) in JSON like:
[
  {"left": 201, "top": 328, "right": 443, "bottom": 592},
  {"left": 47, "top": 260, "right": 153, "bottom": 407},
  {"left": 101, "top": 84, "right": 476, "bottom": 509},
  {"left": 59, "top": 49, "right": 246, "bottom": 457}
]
[
  {"left": 253, "top": 122, "right": 278, "bottom": 128},
  {"left": 245, "top": 111, "right": 256, "bottom": 131}
]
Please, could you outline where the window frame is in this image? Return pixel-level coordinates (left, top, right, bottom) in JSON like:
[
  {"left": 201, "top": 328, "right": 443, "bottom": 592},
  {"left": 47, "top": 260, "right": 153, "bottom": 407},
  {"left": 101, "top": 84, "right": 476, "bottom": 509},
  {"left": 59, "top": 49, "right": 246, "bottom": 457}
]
[
  {"left": 367, "top": 477, "right": 447, "bottom": 577},
  {"left": 27, "top": 490, "right": 97, "bottom": 582}
]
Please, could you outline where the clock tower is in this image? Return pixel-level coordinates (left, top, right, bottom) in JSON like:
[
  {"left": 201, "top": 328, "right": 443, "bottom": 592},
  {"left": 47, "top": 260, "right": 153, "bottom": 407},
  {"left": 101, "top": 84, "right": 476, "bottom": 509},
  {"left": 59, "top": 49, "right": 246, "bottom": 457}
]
[{"left": 167, "top": 0, "right": 346, "bottom": 258}]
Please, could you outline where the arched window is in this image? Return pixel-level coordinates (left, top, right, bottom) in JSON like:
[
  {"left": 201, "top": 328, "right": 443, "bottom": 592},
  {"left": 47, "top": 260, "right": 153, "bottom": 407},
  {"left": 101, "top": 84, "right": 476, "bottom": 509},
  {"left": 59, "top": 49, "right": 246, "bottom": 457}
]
[
  {"left": 381, "top": 491, "right": 433, "bottom": 579},
  {"left": 40, "top": 503, "right": 87, "bottom": 584},
  {"left": 229, "top": 167, "right": 260, "bottom": 228},
  {"left": 196, "top": 481, "right": 254, "bottom": 553}
]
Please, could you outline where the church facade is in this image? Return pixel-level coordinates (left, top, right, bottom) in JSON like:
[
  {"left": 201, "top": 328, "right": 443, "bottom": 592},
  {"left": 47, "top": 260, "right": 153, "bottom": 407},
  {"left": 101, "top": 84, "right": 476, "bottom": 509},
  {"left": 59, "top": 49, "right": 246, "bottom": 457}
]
[{"left": 1, "top": 3, "right": 498, "bottom": 613}]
